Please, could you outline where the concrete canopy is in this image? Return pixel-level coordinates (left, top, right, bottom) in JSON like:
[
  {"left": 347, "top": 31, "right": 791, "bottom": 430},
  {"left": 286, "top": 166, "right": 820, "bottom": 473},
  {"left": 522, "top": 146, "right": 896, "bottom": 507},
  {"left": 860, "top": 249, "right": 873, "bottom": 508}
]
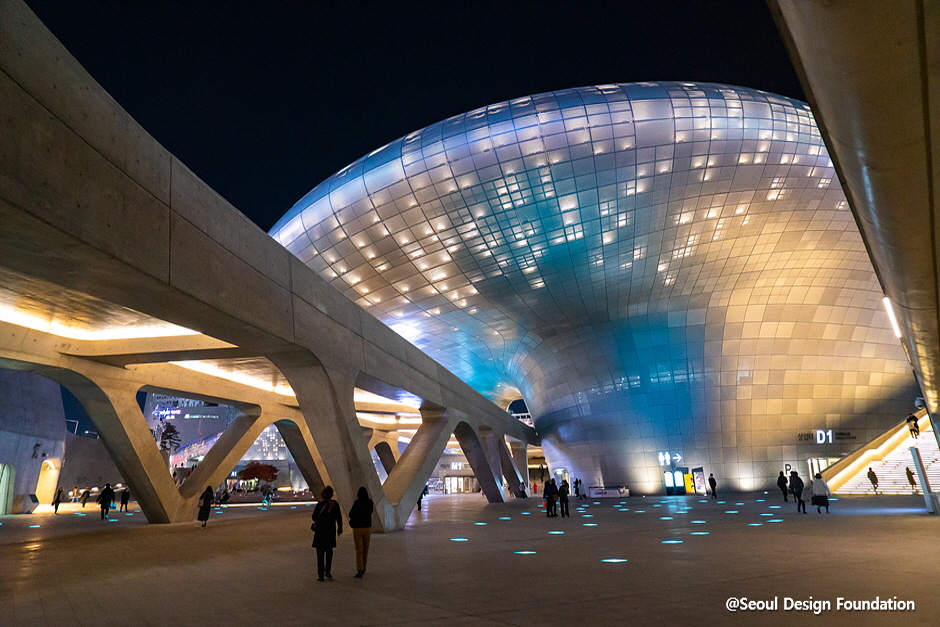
[{"left": 272, "top": 82, "right": 918, "bottom": 493}]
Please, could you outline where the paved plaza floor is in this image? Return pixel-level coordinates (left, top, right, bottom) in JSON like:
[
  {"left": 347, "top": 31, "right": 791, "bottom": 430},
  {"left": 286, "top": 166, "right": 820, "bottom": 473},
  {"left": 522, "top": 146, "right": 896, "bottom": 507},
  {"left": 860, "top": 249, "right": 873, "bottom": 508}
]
[{"left": 2, "top": 491, "right": 937, "bottom": 626}]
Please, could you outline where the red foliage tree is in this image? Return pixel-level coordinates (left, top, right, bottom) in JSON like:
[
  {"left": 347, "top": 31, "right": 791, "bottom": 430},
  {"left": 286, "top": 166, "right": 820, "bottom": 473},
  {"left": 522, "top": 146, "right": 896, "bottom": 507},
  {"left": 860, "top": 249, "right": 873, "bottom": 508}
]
[{"left": 237, "top": 461, "right": 279, "bottom": 484}]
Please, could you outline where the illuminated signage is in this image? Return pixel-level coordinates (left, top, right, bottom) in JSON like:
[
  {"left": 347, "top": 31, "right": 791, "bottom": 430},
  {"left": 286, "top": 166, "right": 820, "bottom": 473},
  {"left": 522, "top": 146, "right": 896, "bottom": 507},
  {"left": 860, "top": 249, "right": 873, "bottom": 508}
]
[
  {"left": 797, "top": 430, "right": 856, "bottom": 444},
  {"left": 657, "top": 451, "right": 683, "bottom": 466}
]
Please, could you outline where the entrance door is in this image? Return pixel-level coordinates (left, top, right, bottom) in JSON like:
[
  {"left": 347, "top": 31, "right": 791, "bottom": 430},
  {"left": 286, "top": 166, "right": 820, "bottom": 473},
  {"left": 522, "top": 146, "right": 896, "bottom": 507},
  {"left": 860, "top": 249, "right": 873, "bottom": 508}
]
[{"left": 35, "top": 459, "right": 58, "bottom": 504}]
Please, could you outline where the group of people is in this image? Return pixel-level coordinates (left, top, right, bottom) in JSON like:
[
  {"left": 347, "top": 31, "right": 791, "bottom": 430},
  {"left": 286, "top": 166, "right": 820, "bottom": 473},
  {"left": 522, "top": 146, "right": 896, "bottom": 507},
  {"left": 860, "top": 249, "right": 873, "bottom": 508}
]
[
  {"left": 51, "top": 484, "right": 130, "bottom": 519},
  {"left": 540, "top": 478, "right": 571, "bottom": 517},
  {"left": 776, "top": 470, "right": 831, "bottom": 513},
  {"left": 310, "top": 485, "right": 374, "bottom": 581}
]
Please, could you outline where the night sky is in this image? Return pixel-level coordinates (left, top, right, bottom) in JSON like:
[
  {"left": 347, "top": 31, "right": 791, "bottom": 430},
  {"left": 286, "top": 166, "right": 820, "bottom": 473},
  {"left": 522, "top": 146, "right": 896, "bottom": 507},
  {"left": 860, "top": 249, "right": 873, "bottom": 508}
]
[{"left": 25, "top": 1, "right": 802, "bottom": 233}]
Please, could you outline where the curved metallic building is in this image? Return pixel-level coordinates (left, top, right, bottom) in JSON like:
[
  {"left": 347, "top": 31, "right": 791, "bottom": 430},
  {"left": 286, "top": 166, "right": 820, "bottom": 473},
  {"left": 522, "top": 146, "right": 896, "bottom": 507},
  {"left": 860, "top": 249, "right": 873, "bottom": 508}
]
[{"left": 271, "top": 82, "right": 917, "bottom": 493}]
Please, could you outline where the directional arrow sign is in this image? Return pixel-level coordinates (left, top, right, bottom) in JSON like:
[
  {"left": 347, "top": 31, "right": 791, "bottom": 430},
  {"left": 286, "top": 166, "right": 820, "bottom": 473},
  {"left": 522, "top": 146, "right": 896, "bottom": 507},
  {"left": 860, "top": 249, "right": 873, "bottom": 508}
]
[{"left": 672, "top": 454, "right": 682, "bottom": 463}]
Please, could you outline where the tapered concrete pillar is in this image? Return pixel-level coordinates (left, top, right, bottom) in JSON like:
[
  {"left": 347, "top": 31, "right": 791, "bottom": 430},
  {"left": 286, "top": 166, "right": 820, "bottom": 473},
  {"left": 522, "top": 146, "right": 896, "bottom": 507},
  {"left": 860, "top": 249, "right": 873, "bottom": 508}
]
[
  {"left": 267, "top": 352, "right": 387, "bottom": 526},
  {"left": 381, "top": 406, "right": 453, "bottom": 529},
  {"left": 275, "top": 420, "right": 328, "bottom": 495},
  {"left": 496, "top": 436, "right": 527, "bottom": 498},
  {"left": 510, "top": 441, "right": 529, "bottom": 486},
  {"left": 48, "top": 373, "right": 188, "bottom": 523},
  {"left": 373, "top": 441, "right": 397, "bottom": 475},
  {"left": 454, "top": 422, "right": 505, "bottom": 503}
]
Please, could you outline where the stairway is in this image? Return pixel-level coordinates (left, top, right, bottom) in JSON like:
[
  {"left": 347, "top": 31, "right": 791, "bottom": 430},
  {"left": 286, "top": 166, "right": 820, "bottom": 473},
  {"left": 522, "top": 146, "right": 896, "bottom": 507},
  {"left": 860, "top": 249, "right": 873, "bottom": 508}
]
[{"left": 835, "top": 424, "right": 940, "bottom": 495}]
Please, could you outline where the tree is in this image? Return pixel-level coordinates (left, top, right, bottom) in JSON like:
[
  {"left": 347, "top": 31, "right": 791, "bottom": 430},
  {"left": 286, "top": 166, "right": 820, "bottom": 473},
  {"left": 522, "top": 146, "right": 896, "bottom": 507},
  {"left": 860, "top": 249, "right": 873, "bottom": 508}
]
[
  {"left": 237, "top": 461, "right": 279, "bottom": 484},
  {"left": 159, "top": 423, "right": 181, "bottom": 452}
]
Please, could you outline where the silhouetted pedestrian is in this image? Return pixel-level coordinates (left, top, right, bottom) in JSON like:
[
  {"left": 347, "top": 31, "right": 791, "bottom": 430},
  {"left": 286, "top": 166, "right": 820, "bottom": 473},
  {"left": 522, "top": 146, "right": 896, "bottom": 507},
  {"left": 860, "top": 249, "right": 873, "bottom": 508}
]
[
  {"left": 906, "top": 413, "right": 919, "bottom": 438},
  {"left": 790, "top": 471, "right": 806, "bottom": 514},
  {"left": 52, "top": 487, "right": 63, "bottom": 513},
  {"left": 348, "top": 486, "right": 373, "bottom": 578},
  {"left": 120, "top": 488, "right": 130, "bottom": 512},
  {"left": 810, "top": 473, "right": 831, "bottom": 513},
  {"left": 80, "top": 489, "right": 90, "bottom": 508},
  {"left": 417, "top": 484, "right": 428, "bottom": 510},
  {"left": 708, "top": 474, "right": 717, "bottom": 499},
  {"left": 311, "top": 486, "right": 343, "bottom": 581},
  {"left": 559, "top": 479, "right": 570, "bottom": 517},
  {"left": 197, "top": 486, "right": 213, "bottom": 528},
  {"left": 776, "top": 471, "right": 789, "bottom": 501},
  {"left": 97, "top": 483, "right": 115, "bottom": 520},
  {"left": 906, "top": 466, "right": 917, "bottom": 492},
  {"left": 543, "top": 479, "right": 558, "bottom": 517},
  {"left": 867, "top": 467, "right": 878, "bottom": 494}
]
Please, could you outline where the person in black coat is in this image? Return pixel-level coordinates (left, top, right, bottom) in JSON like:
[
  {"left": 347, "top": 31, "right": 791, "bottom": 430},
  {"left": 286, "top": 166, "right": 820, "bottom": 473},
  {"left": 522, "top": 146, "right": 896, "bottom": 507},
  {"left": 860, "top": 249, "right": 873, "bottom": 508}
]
[
  {"left": 197, "top": 486, "right": 213, "bottom": 528},
  {"left": 558, "top": 480, "right": 570, "bottom": 518},
  {"left": 708, "top": 474, "right": 717, "bottom": 499},
  {"left": 312, "top": 486, "right": 343, "bottom": 581},
  {"left": 96, "top": 483, "right": 115, "bottom": 520},
  {"left": 348, "top": 486, "right": 374, "bottom": 578},
  {"left": 776, "top": 471, "right": 789, "bottom": 501},
  {"left": 790, "top": 471, "right": 806, "bottom": 514}
]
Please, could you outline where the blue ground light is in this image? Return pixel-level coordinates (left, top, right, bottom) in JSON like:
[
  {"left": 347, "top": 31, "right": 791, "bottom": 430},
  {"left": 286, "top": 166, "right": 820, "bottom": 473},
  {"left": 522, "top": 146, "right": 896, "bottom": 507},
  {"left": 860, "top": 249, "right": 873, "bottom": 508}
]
[
  {"left": 767, "top": 519, "right": 784, "bottom": 523},
  {"left": 748, "top": 523, "right": 763, "bottom": 527},
  {"left": 583, "top": 523, "right": 598, "bottom": 527},
  {"left": 659, "top": 516, "right": 674, "bottom": 520},
  {"left": 691, "top": 520, "right": 707, "bottom": 524},
  {"left": 662, "top": 540, "right": 683, "bottom": 544},
  {"left": 601, "top": 558, "right": 628, "bottom": 563},
  {"left": 450, "top": 538, "right": 469, "bottom": 542},
  {"left": 28, "top": 524, "right": 39, "bottom": 528},
  {"left": 521, "top": 512, "right": 531, "bottom": 515},
  {"left": 725, "top": 510, "right": 739, "bottom": 514},
  {"left": 548, "top": 531, "right": 564, "bottom": 535},
  {"left": 514, "top": 551, "right": 537, "bottom": 555},
  {"left": 498, "top": 516, "right": 512, "bottom": 520},
  {"left": 690, "top": 531, "right": 709, "bottom": 535}
]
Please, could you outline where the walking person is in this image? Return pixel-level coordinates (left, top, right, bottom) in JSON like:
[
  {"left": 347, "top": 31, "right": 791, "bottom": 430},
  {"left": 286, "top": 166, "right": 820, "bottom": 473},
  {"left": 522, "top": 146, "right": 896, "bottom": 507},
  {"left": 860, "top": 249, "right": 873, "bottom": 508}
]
[
  {"left": 119, "top": 488, "right": 130, "bottom": 512},
  {"left": 810, "top": 473, "right": 831, "bottom": 513},
  {"left": 906, "top": 466, "right": 918, "bottom": 492},
  {"left": 559, "top": 479, "right": 570, "bottom": 518},
  {"left": 311, "top": 486, "right": 343, "bottom": 581},
  {"left": 80, "top": 488, "right": 90, "bottom": 508},
  {"left": 52, "top": 487, "right": 64, "bottom": 513},
  {"left": 776, "top": 471, "right": 789, "bottom": 501},
  {"left": 97, "top": 483, "right": 115, "bottom": 520},
  {"left": 789, "top": 471, "right": 806, "bottom": 514},
  {"left": 867, "top": 467, "right": 879, "bottom": 494},
  {"left": 348, "top": 487, "right": 373, "bottom": 579},
  {"left": 906, "top": 413, "right": 920, "bottom": 438},
  {"left": 708, "top": 473, "right": 717, "bottom": 499},
  {"left": 197, "top": 486, "right": 213, "bottom": 528}
]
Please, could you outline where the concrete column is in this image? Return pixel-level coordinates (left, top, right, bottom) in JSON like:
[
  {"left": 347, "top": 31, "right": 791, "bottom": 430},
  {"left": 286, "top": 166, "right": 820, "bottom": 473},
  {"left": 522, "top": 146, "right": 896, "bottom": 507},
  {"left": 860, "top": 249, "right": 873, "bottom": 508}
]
[
  {"left": 267, "top": 352, "right": 386, "bottom": 526},
  {"left": 510, "top": 441, "right": 529, "bottom": 486},
  {"left": 454, "top": 422, "right": 505, "bottom": 503},
  {"left": 381, "top": 406, "right": 453, "bottom": 529},
  {"left": 274, "top": 419, "right": 328, "bottom": 495},
  {"left": 53, "top": 374, "right": 187, "bottom": 523},
  {"left": 373, "top": 441, "right": 397, "bottom": 475},
  {"left": 496, "top": 436, "right": 527, "bottom": 498}
]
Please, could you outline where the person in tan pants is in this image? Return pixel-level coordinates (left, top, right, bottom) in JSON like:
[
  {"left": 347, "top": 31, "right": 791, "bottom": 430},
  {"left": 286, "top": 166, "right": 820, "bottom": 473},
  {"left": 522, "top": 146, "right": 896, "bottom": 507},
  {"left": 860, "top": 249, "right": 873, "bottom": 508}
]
[{"left": 348, "top": 486, "right": 374, "bottom": 578}]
